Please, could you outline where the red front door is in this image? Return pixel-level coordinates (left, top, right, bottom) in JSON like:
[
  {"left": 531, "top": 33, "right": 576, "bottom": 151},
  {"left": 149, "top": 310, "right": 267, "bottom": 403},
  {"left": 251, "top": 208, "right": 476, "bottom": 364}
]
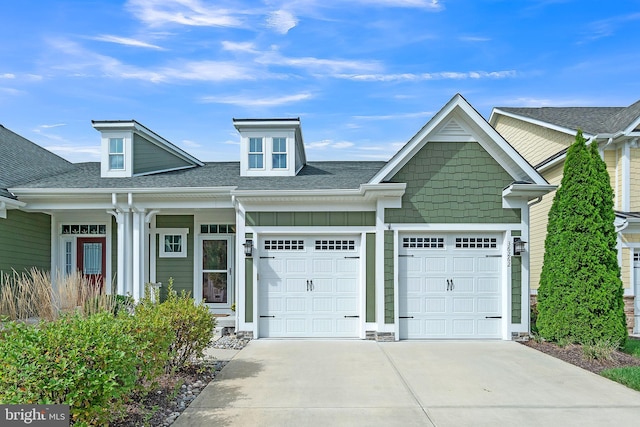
[{"left": 77, "top": 237, "right": 106, "bottom": 291}]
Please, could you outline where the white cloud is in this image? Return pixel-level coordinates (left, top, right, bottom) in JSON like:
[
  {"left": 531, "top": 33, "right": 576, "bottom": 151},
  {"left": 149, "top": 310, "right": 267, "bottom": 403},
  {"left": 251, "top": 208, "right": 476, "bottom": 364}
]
[
  {"left": 584, "top": 13, "right": 640, "bottom": 42},
  {"left": 48, "top": 38, "right": 259, "bottom": 83},
  {"left": 126, "top": 0, "right": 244, "bottom": 28},
  {"left": 352, "top": 111, "right": 433, "bottom": 120},
  {"left": 221, "top": 40, "right": 259, "bottom": 53},
  {"left": 38, "top": 123, "right": 67, "bottom": 129},
  {"left": 181, "top": 139, "right": 201, "bottom": 148},
  {"left": 337, "top": 70, "right": 516, "bottom": 81},
  {"left": 266, "top": 10, "right": 298, "bottom": 34},
  {"left": 356, "top": 0, "right": 442, "bottom": 9},
  {"left": 200, "top": 92, "right": 313, "bottom": 107},
  {"left": 91, "top": 34, "right": 165, "bottom": 50},
  {"left": 459, "top": 35, "right": 491, "bottom": 42},
  {"left": 45, "top": 145, "right": 101, "bottom": 160},
  {"left": 257, "top": 51, "right": 382, "bottom": 74},
  {"left": 305, "top": 139, "right": 354, "bottom": 150},
  {"left": 496, "top": 97, "right": 591, "bottom": 107},
  {"left": 0, "top": 73, "right": 15, "bottom": 79}
]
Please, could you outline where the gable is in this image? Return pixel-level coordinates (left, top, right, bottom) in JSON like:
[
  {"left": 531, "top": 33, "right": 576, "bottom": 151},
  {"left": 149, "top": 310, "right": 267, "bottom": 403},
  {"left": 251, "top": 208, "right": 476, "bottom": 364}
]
[
  {"left": 372, "top": 94, "right": 547, "bottom": 187},
  {"left": 385, "top": 141, "right": 520, "bottom": 224},
  {"left": 133, "top": 134, "right": 192, "bottom": 175}
]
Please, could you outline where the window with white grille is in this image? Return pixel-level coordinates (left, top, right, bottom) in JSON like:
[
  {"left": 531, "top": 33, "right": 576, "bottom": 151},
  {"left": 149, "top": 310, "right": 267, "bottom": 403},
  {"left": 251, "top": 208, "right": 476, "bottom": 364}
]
[
  {"left": 455, "top": 237, "right": 497, "bottom": 249},
  {"left": 264, "top": 240, "right": 304, "bottom": 250},
  {"left": 315, "top": 240, "right": 355, "bottom": 251},
  {"left": 402, "top": 237, "right": 444, "bottom": 249}
]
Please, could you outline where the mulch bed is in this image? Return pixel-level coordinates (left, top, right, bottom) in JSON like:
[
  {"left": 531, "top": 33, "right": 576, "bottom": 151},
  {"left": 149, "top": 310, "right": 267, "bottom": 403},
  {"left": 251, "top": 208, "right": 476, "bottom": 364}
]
[{"left": 522, "top": 338, "right": 640, "bottom": 374}]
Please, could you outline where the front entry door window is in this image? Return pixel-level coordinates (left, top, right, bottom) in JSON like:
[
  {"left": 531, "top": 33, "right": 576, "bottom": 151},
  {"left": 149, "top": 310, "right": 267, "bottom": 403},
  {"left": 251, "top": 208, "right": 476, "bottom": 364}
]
[
  {"left": 202, "top": 239, "right": 230, "bottom": 305},
  {"left": 77, "top": 237, "right": 106, "bottom": 290}
]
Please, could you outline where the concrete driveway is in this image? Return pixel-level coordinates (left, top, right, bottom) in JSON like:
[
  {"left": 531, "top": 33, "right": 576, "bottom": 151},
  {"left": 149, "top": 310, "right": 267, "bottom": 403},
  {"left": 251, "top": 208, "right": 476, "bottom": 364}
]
[{"left": 173, "top": 340, "right": 640, "bottom": 427}]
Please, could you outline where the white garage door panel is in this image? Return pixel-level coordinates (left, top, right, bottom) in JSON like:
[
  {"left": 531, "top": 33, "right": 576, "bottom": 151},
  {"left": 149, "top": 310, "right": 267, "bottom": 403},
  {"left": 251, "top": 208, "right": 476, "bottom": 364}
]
[
  {"left": 399, "top": 233, "right": 502, "bottom": 339},
  {"left": 259, "top": 236, "right": 360, "bottom": 338}
]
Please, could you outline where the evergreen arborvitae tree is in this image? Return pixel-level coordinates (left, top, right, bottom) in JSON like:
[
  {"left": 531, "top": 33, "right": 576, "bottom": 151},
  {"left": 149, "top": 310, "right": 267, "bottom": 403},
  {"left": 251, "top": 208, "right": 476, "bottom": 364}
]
[{"left": 536, "top": 130, "right": 627, "bottom": 346}]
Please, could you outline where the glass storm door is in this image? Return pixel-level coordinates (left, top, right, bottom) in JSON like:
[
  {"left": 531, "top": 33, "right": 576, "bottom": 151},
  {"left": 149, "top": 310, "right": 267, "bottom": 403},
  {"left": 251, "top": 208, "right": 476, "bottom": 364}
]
[
  {"left": 202, "top": 238, "right": 231, "bottom": 305},
  {"left": 77, "top": 237, "right": 106, "bottom": 290}
]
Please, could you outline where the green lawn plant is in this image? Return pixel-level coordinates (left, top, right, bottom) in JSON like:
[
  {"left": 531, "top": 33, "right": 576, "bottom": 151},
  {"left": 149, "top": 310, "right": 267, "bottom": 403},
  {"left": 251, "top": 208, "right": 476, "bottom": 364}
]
[
  {"left": 0, "top": 312, "right": 143, "bottom": 426},
  {"left": 536, "top": 130, "right": 627, "bottom": 348},
  {"left": 0, "top": 274, "right": 216, "bottom": 426},
  {"left": 137, "top": 278, "right": 216, "bottom": 372}
]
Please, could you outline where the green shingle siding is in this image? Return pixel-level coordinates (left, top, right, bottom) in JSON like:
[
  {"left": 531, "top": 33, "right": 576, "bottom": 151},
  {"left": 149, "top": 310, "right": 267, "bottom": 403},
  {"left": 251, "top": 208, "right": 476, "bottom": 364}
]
[
  {"left": 245, "top": 232, "right": 253, "bottom": 323},
  {"left": 366, "top": 233, "right": 376, "bottom": 323},
  {"left": 155, "top": 215, "right": 194, "bottom": 300},
  {"left": 133, "top": 134, "right": 191, "bottom": 175},
  {"left": 246, "top": 211, "right": 375, "bottom": 227},
  {"left": 385, "top": 142, "right": 520, "bottom": 224},
  {"left": 0, "top": 210, "right": 51, "bottom": 275},
  {"left": 384, "top": 230, "right": 394, "bottom": 324},
  {"left": 511, "top": 256, "right": 522, "bottom": 324}
]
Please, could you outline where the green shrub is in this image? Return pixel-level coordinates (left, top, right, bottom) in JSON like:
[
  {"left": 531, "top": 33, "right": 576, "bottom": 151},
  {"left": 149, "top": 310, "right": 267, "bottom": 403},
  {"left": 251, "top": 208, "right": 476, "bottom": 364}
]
[
  {"left": 0, "top": 312, "right": 143, "bottom": 425},
  {"left": 152, "top": 279, "right": 216, "bottom": 371},
  {"left": 537, "top": 131, "right": 627, "bottom": 347}
]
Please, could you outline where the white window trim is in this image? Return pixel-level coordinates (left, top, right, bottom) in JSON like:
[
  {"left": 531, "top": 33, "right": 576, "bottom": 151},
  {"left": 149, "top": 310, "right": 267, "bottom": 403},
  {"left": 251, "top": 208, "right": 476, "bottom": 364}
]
[
  {"left": 159, "top": 228, "right": 189, "bottom": 258},
  {"left": 272, "top": 137, "right": 287, "bottom": 169},
  {"left": 100, "top": 131, "right": 132, "bottom": 178},
  {"left": 248, "top": 137, "right": 265, "bottom": 170}
]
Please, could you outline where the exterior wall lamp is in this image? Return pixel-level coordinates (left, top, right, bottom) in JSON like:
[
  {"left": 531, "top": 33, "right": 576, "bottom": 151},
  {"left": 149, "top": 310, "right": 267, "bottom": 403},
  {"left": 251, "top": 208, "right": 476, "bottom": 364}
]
[
  {"left": 243, "top": 240, "right": 253, "bottom": 257},
  {"left": 513, "top": 237, "right": 527, "bottom": 256}
]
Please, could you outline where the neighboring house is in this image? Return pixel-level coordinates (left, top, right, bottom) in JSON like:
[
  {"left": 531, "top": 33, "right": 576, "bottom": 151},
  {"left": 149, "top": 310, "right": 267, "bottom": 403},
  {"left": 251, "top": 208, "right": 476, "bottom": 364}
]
[
  {"left": 490, "top": 101, "right": 640, "bottom": 334},
  {"left": 0, "top": 94, "right": 554, "bottom": 340}
]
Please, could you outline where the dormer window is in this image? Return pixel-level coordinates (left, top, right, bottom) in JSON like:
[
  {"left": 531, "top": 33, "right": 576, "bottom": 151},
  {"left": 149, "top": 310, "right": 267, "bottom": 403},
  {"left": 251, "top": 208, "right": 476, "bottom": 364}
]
[
  {"left": 109, "top": 138, "right": 125, "bottom": 170},
  {"left": 234, "top": 118, "right": 306, "bottom": 177},
  {"left": 249, "top": 137, "right": 264, "bottom": 169},
  {"left": 272, "top": 137, "right": 287, "bottom": 169}
]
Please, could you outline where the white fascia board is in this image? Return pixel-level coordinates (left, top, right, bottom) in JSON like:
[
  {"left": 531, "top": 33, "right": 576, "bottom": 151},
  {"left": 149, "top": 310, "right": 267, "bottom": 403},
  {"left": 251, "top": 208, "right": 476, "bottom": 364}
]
[
  {"left": 489, "top": 109, "right": 596, "bottom": 139},
  {"left": 233, "top": 119, "right": 300, "bottom": 130},
  {"left": 231, "top": 183, "right": 406, "bottom": 200},
  {"left": 92, "top": 120, "right": 204, "bottom": 166},
  {"left": 0, "top": 194, "right": 26, "bottom": 208},
  {"left": 502, "top": 183, "right": 557, "bottom": 200},
  {"left": 371, "top": 95, "right": 547, "bottom": 186},
  {"left": 10, "top": 186, "right": 236, "bottom": 196}
]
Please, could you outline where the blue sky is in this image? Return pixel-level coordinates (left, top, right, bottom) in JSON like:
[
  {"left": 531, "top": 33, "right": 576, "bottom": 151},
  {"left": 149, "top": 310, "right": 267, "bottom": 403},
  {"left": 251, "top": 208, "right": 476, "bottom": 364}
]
[{"left": 1, "top": 0, "right": 639, "bottom": 163}]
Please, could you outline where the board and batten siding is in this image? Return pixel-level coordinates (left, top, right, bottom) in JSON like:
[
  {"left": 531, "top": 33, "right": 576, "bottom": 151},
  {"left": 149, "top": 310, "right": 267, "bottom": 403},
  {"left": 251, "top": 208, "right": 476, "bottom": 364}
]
[
  {"left": 493, "top": 115, "right": 573, "bottom": 167},
  {"left": 246, "top": 211, "right": 375, "bottom": 227},
  {"left": 384, "top": 141, "right": 520, "bottom": 224},
  {"left": 0, "top": 210, "right": 51, "bottom": 276},
  {"left": 155, "top": 215, "right": 194, "bottom": 300},
  {"left": 133, "top": 134, "right": 192, "bottom": 175}
]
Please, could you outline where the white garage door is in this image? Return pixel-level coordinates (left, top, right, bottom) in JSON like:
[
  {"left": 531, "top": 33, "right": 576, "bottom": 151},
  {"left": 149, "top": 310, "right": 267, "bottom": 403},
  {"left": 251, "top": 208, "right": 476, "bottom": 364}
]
[
  {"left": 399, "top": 234, "right": 502, "bottom": 339},
  {"left": 258, "top": 236, "right": 361, "bottom": 338}
]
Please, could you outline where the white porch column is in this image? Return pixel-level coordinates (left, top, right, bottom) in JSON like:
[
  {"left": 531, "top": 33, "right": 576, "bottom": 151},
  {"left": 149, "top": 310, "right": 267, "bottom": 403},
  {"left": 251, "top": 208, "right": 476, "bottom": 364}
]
[
  {"left": 132, "top": 210, "right": 146, "bottom": 301},
  {"left": 108, "top": 210, "right": 126, "bottom": 295}
]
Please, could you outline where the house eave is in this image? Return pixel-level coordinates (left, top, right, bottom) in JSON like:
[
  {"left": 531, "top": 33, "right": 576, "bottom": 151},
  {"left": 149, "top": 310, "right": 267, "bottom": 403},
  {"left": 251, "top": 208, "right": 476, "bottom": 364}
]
[
  {"left": 490, "top": 108, "right": 597, "bottom": 139},
  {"left": 502, "top": 183, "right": 557, "bottom": 200},
  {"left": 231, "top": 183, "right": 406, "bottom": 203}
]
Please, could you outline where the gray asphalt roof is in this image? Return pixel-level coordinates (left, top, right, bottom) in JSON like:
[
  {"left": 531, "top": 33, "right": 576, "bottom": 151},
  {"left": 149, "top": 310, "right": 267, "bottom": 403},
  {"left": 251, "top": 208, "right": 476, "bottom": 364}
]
[
  {"left": 497, "top": 99, "right": 640, "bottom": 135},
  {"left": 12, "top": 161, "right": 387, "bottom": 192},
  {"left": 0, "top": 125, "right": 75, "bottom": 199}
]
